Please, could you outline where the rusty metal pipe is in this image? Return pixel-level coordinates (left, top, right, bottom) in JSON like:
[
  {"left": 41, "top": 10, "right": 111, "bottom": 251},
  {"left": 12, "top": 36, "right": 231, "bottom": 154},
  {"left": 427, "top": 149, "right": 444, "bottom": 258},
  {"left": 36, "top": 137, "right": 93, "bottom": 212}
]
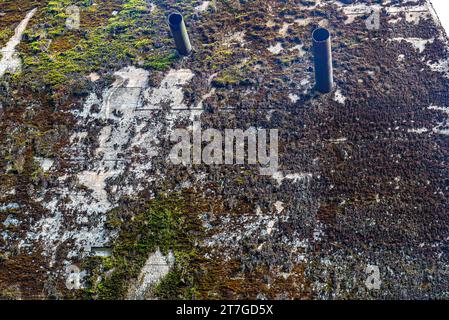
[
  {"left": 168, "top": 12, "right": 192, "bottom": 56},
  {"left": 312, "top": 28, "right": 334, "bottom": 93}
]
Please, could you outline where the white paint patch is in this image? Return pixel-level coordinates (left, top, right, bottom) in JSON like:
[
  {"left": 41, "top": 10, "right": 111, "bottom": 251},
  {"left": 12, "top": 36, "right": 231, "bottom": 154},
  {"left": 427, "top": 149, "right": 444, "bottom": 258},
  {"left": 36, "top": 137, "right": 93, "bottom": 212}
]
[
  {"left": 338, "top": 2, "right": 437, "bottom": 27},
  {"left": 266, "top": 20, "right": 276, "bottom": 28},
  {"left": 338, "top": 3, "right": 381, "bottom": 25},
  {"left": 295, "top": 17, "right": 314, "bottom": 27},
  {"left": 25, "top": 66, "right": 196, "bottom": 262},
  {"left": 279, "top": 18, "right": 313, "bottom": 36},
  {"left": 144, "top": 69, "right": 194, "bottom": 112},
  {"left": 144, "top": 68, "right": 195, "bottom": 131},
  {"left": 285, "top": 173, "right": 313, "bottom": 183},
  {"left": 3, "top": 215, "right": 21, "bottom": 227},
  {"left": 88, "top": 72, "right": 100, "bottom": 82},
  {"left": 389, "top": 37, "right": 434, "bottom": 53},
  {"left": 279, "top": 23, "right": 291, "bottom": 37},
  {"left": 427, "top": 57, "right": 449, "bottom": 78},
  {"left": 387, "top": 3, "right": 438, "bottom": 26},
  {"left": 274, "top": 201, "right": 284, "bottom": 214},
  {"left": 224, "top": 31, "right": 246, "bottom": 48},
  {"left": 300, "top": 78, "right": 311, "bottom": 87},
  {"left": 195, "top": 1, "right": 210, "bottom": 12},
  {"left": 75, "top": 66, "right": 152, "bottom": 211},
  {"left": 289, "top": 44, "right": 307, "bottom": 57},
  {"left": 271, "top": 171, "right": 313, "bottom": 186},
  {"left": 405, "top": 8, "right": 431, "bottom": 24},
  {"left": 36, "top": 158, "right": 54, "bottom": 172},
  {"left": 266, "top": 220, "right": 276, "bottom": 236},
  {"left": 22, "top": 207, "right": 109, "bottom": 265},
  {"left": 428, "top": 105, "right": 449, "bottom": 135},
  {"left": 76, "top": 171, "right": 117, "bottom": 210},
  {"left": 204, "top": 213, "right": 283, "bottom": 253},
  {"left": 334, "top": 88, "right": 347, "bottom": 105},
  {"left": 0, "top": 203, "right": 20, "bottom": 211},
  {"left": 388, "top": 17, "right": 402, "bottom": 24},
  {"left": 91, "top": 247, "right": 112, "bottom": 257},
  {"left": 289, "top": 93, "right": 300, "bottom": 103},
  {"left": 128, "top": 249, "right": 174, "bottom": 299},
  {"left": 407, "top": 127, "right": 429, "bottom": 134},
  {"left": 327, "top": 137, "right": 347, "bottom": 144},
  {"left": 268, "top": 43, "right": 283, "bottom": 55},
  {"left": 0, "top": 8, "right": 37, "bottom": 78}
]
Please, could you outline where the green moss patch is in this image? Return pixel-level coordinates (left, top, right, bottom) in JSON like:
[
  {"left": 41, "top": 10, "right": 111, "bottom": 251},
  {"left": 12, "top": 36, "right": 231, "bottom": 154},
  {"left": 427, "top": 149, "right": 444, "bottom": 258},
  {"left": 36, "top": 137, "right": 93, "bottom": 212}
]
[{"left": 81, "top": 193, "right": 205, "bottom": 300}]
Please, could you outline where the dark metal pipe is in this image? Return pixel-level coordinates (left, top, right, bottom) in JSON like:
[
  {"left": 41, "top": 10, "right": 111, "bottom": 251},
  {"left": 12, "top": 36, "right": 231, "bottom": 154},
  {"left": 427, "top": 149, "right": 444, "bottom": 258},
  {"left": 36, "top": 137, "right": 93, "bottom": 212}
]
[
  {"left": 168, "top": 12, "right": 192, "bottom": 56},
  {"left": 312, "top": 28, "right": 334, "bottom": 94}
]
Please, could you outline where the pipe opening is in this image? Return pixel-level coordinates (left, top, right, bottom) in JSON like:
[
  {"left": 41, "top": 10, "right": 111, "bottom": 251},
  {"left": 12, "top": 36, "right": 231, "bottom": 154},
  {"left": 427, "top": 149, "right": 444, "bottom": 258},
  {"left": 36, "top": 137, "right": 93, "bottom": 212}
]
[
  {"left": 168, "top": 12, "right": 183, "bottom": 26},
  {"left": 313, "top": 28, "right": 330, "bottom": 42}
]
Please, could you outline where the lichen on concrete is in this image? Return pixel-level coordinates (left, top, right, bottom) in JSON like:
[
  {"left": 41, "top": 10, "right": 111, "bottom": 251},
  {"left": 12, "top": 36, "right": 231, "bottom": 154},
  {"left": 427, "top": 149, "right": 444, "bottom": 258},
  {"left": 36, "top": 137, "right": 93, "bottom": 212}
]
[{"left": 1, "top": 0, "right": 449, "bottom": 300}]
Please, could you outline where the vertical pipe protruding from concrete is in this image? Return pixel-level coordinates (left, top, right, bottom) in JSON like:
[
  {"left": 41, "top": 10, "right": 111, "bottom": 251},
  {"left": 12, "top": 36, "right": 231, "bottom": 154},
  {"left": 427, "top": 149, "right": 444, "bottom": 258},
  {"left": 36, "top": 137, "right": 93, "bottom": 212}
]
[
  {"left": 168, "top": 12, "right": 192, "bottom": 56},
  {"left": 312, "top": 28, "right": 334, "bottom": 94}
]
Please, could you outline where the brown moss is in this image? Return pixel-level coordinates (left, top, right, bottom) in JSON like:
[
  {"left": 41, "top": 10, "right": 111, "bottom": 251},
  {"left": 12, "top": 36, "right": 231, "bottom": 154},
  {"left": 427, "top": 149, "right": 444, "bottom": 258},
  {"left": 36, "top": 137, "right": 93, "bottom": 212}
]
[{"left": 0, "top": 253, "right": 49, "bottom": 300}]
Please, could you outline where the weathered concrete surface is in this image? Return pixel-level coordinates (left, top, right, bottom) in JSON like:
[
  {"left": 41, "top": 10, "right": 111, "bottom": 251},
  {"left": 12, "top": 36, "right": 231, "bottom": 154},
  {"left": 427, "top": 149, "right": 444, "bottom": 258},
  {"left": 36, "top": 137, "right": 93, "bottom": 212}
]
[
  {"left": 0, "top": 0, "right": 448, "bottom": 299},
  {"left": 0, "top": 8, "right": 37, "bottom": 78}
]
